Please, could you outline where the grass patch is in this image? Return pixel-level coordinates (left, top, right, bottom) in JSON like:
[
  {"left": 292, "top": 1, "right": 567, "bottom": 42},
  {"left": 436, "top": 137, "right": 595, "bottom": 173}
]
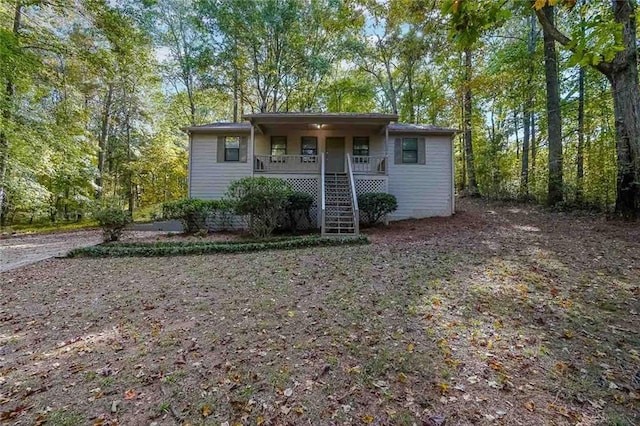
[
  {"left": 67, "top": 235, "right": 369, "bottom": 257},
  {"left": 2, "top": 220, "right": 98, "bottom": 235}
]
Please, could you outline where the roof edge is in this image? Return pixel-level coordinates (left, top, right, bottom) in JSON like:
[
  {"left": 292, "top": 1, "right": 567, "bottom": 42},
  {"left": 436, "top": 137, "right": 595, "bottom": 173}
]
[{"left": 182, "top": 122, "right": 252, "bottom": 133}]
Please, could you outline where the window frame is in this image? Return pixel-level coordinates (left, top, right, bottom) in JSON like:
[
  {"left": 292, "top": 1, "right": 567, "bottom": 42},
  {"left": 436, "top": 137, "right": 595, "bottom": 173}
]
[
  {"left": 270, "top": 136, "right": 287, "bottom": 162},
  {"left": 401, "top": 137, "right": 418, "bottom": 164},
  {"left": 224, "top": 136, "right": 240, "bottom": 162},
  {"left": 301, "top": 136, "right": 318, "bottom": 162},
  {"left": 352, "top": 136, "right": 370, "bottom": 162}
]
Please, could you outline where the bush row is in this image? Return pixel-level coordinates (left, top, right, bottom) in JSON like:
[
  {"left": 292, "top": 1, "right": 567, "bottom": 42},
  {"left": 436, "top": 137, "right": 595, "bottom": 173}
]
[{"left": 68, "top": 235, "right": 369, "bottom": 258}]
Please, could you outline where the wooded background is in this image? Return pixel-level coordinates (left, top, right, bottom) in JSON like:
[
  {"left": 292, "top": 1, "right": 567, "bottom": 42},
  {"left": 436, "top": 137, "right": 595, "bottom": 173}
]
[{"left": 1, "top": 0, "right": 638, "bottom": 226}]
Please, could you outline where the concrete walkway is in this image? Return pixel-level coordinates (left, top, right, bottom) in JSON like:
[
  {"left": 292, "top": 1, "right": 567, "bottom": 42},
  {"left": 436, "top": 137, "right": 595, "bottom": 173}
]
[{"left": 0, "top": 230, "right": 102, "bottom": 273}]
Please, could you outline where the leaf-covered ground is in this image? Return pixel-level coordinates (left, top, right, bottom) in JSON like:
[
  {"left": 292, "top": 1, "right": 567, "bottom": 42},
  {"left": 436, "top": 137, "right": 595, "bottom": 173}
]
[{"left": 1, "top": 198, "right": 638, "bottom": 425}]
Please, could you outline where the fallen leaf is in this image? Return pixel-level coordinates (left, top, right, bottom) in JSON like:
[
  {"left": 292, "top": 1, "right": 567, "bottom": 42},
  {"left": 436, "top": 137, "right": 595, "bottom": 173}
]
[
  {"left": 347, "top": 366, "right": 361, "bottom": 374},
  {"left": 407, "top": 343, "right": 415, "bottom": 353},
  {"left": 424, "top": 413, "right": 446, "bottom": 426},
  {"left": 124, "top": 389, "right": 136, "bottom": 400},
  {"left": 256, "top": 416, "right": 265, "bottom": 425},
  {"left": 524, "top": 401, "right": 535, "bottom": 412},
  {"left": 362, "top": 414, "right": 374, "bottom": 423},
  {"left": 437, "top": 382, "right": 449, "bottom": 394},
  {"left": 202, "top": 404, "right": 212, "bottom": 417},
  {"left": 397, "top": 372, "right": 407, "bottom": 383}
]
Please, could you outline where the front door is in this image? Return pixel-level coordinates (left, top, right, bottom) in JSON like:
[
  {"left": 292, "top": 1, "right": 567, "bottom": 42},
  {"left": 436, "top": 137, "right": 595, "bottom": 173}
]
[{"left": 325, "top": 137, "right": 345, "bottom": 173}]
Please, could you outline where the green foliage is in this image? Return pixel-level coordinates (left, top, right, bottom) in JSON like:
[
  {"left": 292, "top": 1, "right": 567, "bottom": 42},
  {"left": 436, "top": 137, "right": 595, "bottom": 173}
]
[
  {"left": 226, "top": 177, "right": 293, "bottom": 238},
  {"left": 285, "top": 191, "right": 314, "bottom": 231},
  {"left": 441, "top": 0, "right": 511, "bottom": 48},
  {"left": 67, "top": 235, "right": 369, "bottom": 258},
  {"left": 162, "top": 198, "right": 219, "bottom": 233},
  {"left": 357, "top": 193, "right": 398, "bottom": 226},
  {"left": 94, "top": 207, "right": 131, "bottom": 242}
]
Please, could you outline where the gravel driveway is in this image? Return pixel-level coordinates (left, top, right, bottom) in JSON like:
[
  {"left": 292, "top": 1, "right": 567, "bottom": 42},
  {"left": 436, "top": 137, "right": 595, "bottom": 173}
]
[{"left": 0, "top": 230, "right": 102, "bottom": 272}]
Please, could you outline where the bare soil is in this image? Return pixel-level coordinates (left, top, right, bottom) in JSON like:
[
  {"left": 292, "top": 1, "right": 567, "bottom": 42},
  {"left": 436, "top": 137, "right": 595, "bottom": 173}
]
[{"left": 0, "top": 198, "right": 638, "bottom": 425}]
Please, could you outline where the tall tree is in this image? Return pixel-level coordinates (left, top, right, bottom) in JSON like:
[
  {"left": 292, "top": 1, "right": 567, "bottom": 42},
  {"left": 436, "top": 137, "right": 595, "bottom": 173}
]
[
  {"left": 520, "top": 11, "right": 537, "bottom": 197},
  {"left": 462, "top": 48, "right": 479, "bottom": 194},
  {"left": 540, "top": 3, "right": 563, "bottom": 205},
  {"left": 441, "top": 0, "right": 510, "bottom": 195},
  {"left": 534, "top": 0, "right": 640, "bottom": 217},
  {"left": 0, "top": 0, "right": 23, "bottom": 225}
]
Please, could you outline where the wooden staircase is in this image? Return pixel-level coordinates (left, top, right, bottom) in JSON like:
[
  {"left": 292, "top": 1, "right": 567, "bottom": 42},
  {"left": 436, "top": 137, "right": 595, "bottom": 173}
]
[{"left": 323, "top": 173, "right": 357, "bottom": 235}]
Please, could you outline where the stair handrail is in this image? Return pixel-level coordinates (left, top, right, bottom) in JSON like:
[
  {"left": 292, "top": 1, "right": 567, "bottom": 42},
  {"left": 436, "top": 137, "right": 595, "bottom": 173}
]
[
  {"left": 346, "top": 153, "right": 360, "bottom": 236},
  {"left": 320, "top": 152, "right": 326, "bottom": 236}
]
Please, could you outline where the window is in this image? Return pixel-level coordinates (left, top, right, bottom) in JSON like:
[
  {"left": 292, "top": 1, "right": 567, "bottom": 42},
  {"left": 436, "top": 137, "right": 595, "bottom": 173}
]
[
  {"left": 224, "top": 136, "right": 240, "bottom": 161},
  {"left": 301, "top": 136, "right": 317, "bottom": 162},
  {"left": 353, "top": 137, "right": 370, "bottom": 164},
  {"left": 271, "top": 136, "right": 287, "bottom": 162},
  {"left": 353, "top": 137, "right": 370, "bottom": 157},
  {"left": 402, "top": 138, "right": 418, "bottom": 163}
]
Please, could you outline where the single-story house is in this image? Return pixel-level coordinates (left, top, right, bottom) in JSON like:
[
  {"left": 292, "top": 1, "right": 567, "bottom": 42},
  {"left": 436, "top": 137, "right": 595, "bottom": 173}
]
[{"left": 185, "top": 112, "right": 456, "bottom": 236}]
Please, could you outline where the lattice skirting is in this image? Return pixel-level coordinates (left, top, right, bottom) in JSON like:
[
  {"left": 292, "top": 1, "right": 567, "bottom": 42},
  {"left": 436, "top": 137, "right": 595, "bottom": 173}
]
[
  {"left": 207, "top": 177, "right": 320, "bottom": 231},
  {"left": 283, "top": 177, "right": 320, "bottom": 229},
  {"left": 355, "top": 178, "right": 387, "bottom": 195}
]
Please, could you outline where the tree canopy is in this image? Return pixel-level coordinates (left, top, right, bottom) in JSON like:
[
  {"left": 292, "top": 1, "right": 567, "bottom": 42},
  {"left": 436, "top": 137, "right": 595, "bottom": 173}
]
[{"left": 0, "top": 0, "right": 638, "bottom": 226}]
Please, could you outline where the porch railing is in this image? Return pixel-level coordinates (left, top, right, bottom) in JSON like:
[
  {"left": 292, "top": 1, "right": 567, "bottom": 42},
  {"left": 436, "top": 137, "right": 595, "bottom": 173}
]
[
  {"left": 346, "top": 154, "right": 360, "bottom": 236},
  {"left": 352, "top": 155, "right": 388, "bottom": 175},
  {"left": 254, "top": 155, "right": 320, "bottom": 173}
]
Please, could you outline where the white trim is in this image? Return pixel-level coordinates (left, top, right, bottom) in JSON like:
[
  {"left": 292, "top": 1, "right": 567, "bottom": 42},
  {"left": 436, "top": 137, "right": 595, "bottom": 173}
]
[
  {"left": 187, "top": 133, "right": 193, "bottom": 198},
  {"left": 250, "top": 125, "right": 255, "bottom": 177},
  {"left": 450, "top": 135, "right": 455, "bottom": 215}
]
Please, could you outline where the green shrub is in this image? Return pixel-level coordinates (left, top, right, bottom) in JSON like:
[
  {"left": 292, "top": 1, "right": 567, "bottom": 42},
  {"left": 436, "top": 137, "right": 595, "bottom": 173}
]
[
  {"left": 162, "top": 199, "right": 219, "bottom": 233},
  {"left": 285, "top": 192, "right": 314, "bottom": 231},
  {"left": 357, "top": 192, "right": 398, "bottom": 226},
  {"left": 94, "top": 207, "right": 131, "bottom": 242},
  {"left": 226, "top": 177, "right": 292, "bottom": 238},
  {"left": 68, "top": 235, "right": 369, "bottom": 258}
]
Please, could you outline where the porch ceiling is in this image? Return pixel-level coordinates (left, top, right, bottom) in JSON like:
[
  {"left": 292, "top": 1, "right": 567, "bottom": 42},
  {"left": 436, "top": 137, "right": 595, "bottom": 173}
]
[{"left": 242, "top": 112, "right": 398, "bottom": 134}]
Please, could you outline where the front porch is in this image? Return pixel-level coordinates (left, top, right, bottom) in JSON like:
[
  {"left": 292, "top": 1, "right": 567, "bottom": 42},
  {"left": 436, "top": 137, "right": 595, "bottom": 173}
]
[{"left": 242, "top": 113, "right": 397, "bottom": 237}]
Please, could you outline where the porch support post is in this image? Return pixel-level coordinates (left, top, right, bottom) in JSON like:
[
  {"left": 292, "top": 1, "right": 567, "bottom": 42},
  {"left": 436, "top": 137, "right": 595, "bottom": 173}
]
[
  {"left": 385, "top": 125, "right": 389, "bottom": 157},
  {"left": 250, "top": 124, "right": 255, "bottom": 176}
]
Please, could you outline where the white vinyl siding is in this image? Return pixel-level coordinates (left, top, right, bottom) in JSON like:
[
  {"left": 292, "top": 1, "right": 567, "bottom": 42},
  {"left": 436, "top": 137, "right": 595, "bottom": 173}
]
[
  {"left": 189, "top": 133, "right": 251, "bottom": 199},
  {"left": 387, "top": 134, "right": 453, "bottom": 219}
]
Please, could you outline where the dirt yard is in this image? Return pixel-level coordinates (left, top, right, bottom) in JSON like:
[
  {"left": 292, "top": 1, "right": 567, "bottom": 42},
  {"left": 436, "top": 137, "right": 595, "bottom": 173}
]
[{"left": 0, "top": 198, "right": 638, "bottom": 425}]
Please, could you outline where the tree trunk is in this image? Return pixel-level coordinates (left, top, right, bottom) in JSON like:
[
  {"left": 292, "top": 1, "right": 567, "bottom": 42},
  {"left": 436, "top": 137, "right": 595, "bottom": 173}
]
[
  {"left": 610, "top": 1, "right": 640, "bottom": 218},
  {"left": 407, "top": 66, "right": 415, "bottom": 123},
  {"left": 521, "top": 12, "right": 536, "bottom": 198},
  {"left": 0, "top": 1, "right": 22, "bottom": 227},
  {"left": 531, "top": 112, "right": 536, "bottom": 189},
  {"left": 232, "top": 67, "right": 239, "bottom": 122},
  {"left": 576, "top": 66, "right": 585, "bottom": 204},
  {"left": 514, "top": 110, "right": 520, "bottom": 159},
  {"left": 96, "top": 84, "right": 113, "bottom": 200},
  {"left": 463, "top": 48, "right": 479, "bottom": 195},
  {"left": 541, "top": 5, "right": 563, "bottom": 205},
  {"left": 534, "top": 0, "right": 640, "bottom": 216}
]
